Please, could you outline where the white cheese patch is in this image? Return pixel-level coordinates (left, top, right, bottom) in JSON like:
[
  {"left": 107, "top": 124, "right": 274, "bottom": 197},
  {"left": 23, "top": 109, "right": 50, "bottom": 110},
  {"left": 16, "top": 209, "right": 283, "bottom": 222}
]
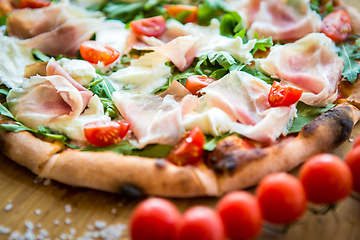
[
  {"left": 58, "top": 58, "right": 97, "bottom": 86},
  {"left": 108, "top": 52, "right": 171, "bottom": 94},
  {"left": 0, "top": 34, "right": 36, "bottom": 88},
  {"left": 96, "top": 20, "right": 130, "bottom": 55}
]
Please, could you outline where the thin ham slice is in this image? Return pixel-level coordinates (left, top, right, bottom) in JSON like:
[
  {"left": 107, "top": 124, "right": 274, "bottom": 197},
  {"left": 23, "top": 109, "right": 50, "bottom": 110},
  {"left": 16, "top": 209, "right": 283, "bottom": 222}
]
[
  {"left": 258, "top": 33, "right": 344, "bottom": 106},
  {"left": 112, "top": 91, "right": 199, "bottom": 148},
  {"left": 6, "top": 0, "right": 103, "bottom": 56}
]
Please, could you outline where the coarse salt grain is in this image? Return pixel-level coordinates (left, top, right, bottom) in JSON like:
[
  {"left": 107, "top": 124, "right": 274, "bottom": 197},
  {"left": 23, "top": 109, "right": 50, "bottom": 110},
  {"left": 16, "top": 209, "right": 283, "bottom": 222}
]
[
  {"left": 43, "top": 179, "right": 51, "bottom": 186},
  {"left": 33, "top": 176, "right": 43, "bottom": 184},
  {"left": 4, "top": 203, "right": 12, "bottom": 211},
  {"left": 0, "top": 225, "right": 10, "bottom": 234},
  {"left": 69, "top": 228, "right": 76, "bottom": 235},
  {"left": 25, "top": 221, "right": 34, "bottom": 230},
  {"left": 94, "top": 220, "right": 107, "bottom": 230},
  {"left": 87, "top": 225, "right": 94, "bottom": 231},
  {"left": 65, "top": 218, "right": 71, "bottom": 225},
  {"left": 40, "top": 229, "right": 49, "bottom": 237},
  {"left": 54, "top": 220, "right": 60, "bottom": 226},
  {"left": 36, "top": 223, "right": 42, "bottom": 228},
  {"left": 60, "top": 233, "right": 67, "bottom": 239},
  {"left": 64, "top": 204, "right": 72, "bottom": 213}
]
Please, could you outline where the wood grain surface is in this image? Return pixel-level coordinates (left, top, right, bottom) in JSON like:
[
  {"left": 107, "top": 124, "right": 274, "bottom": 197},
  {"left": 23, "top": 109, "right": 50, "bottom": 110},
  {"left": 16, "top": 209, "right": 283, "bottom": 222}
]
[{"left": 1, "top": 1, "right": 360, "bottom": 239}]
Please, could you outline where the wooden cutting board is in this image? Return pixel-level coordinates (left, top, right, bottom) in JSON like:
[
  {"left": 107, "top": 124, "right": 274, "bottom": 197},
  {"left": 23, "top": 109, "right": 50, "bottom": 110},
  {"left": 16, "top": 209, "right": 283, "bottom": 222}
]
[{"left": 1, "top": 1, "right": 360, "bottom": 239}]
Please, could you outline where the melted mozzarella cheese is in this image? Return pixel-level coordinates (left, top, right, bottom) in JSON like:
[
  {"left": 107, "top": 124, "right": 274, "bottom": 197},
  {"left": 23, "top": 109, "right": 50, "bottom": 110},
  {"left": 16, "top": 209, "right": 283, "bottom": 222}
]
[
  {"left": 0, "top": 34, "right": 36, "bottom": 88},
  {"left": 58, "top": 58, "right": 97, "bottom": 86}
]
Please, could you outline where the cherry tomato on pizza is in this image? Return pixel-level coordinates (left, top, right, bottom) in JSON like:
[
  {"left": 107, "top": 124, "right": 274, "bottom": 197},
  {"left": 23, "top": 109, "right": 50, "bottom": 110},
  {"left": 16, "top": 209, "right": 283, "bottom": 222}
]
[
  {"left": 268, "top": 82, "right": 303, "bottom": 107},
  {"left": 80, "top": 41, "right": 120, "bottom": 66},
  {"left": 84, "top": 121, "right": 130, "bottom": 147},
  {"left": 352, "top": 135, "right": 360, "bottom": 149},
  {"left": 129, "top": 198, "right": 181, "bottom": 240},
  {"left": 299, "top": 153, "right": 353, "bottom": 204},
  {"left": 176, "top": 206, "right": 225, "bottom": 240},
  {"left": 185, "top": 75, "right": 217, "bottom": 96},
  {"left": 345, "top": 147, "right": 360, "bottom": 193},
  {"left": 321, "top": 9, "right": 352, "bottom": 42},
  {"left": 166, "top": 126, "right": 205, "bottom": 166},
  {"left": 256, "top": 172, "right": 307, "bottom": 225},
  {"left": 164, "top": 4, "right": 198, "bottom": 23},
  {"left": 217, "top": 191, "right": 263, "bottom": 240},
  {"left": 18, "top": 0, "right": 51, "bottom": 8},
  {"left": 130, "top": 16, "right": 166, "bottom": 37}
]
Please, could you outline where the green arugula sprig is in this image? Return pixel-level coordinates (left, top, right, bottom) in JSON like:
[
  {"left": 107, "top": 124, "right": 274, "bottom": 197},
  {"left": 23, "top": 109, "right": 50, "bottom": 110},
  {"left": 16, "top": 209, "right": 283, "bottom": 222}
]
[
  {"left": 0, "top": 103, "right": 76, "bottom": 148},
  {"left": 338, "top": 39, "right": 360, "bottom": 83},
  {"left": 198, "top": 0, "right": 229, "bottom": 25}
]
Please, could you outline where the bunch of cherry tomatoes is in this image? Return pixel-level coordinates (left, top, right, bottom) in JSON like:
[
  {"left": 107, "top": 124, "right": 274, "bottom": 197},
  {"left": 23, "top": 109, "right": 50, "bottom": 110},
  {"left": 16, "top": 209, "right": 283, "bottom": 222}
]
[{"left": 129, "top": 135, "right": 360, "bottom": 240}]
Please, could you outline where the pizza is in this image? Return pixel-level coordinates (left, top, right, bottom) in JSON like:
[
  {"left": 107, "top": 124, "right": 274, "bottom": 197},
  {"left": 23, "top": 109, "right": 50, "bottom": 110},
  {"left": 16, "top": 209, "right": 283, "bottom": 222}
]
[{"left": 0, "top": 0, "right": 360, "bottom": 198}]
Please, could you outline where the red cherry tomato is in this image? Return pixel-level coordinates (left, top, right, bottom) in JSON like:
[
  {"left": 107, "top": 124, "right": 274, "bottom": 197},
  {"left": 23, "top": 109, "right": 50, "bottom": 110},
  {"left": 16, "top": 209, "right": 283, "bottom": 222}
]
[
  {"left": 176, "top": 206, "right": 225, "bottom": 240},
  {"left": 268, "top": 82, "right": 303, "bottom": 107},
  {"left": 84, "top": 121, "right": 130, "bottom": 147},
  {"left": 185, "top": 75, "right": 216, "bottom": 96},
  {"left": 321, "top": 9, "right": 352, "bottom": 42},
  {"left": 256, "top": 172, "right": 307, "bottom": 225},
  {"left": 299, "top": 153, "right": 353, "bottom": 204},
  {"left": 18, "top": 0, "right": 50, "bottom": 8},
  {"left": 217, "top": 191, "right": 263, "bottom": 240},
  {"left": 129, "top": 198, "right": 181, "bottom": 240},
  {"left": 164, "top": 4, "right": 198, "bottom": 23},
  {"left": 80, "top": 41, "right": 120, "bottom": 66},
  {"left": 166, "top": 126, "right": 205, "bottom": 166},
  {"left": 345, "top": 147, "right": 360, "bottom": 193},
  {"left": 130, "top": 16, "right": 166, "bottom": 37},
  {"left": 352, "top": 135, "right": 360, "bottom": 149}
]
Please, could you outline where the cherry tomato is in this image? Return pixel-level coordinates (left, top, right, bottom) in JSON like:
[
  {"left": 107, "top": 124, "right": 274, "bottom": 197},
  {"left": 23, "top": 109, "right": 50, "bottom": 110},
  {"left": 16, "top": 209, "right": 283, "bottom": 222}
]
[
  {"left": 345, "top": 148, "right": 360, "bottom": 193},
  {"left": 84, "top": 121, "right": 130, "bottom": 147},
  {"left": 268, "top": 82, "right": 303, "bottom": 107},
  {"left": 321, "top": 9, "right": 352, "bottom": 42},
  {"left": 176, "top": 206, "right": 225, "bottom": 240},
  {"left": 352, "top": 135, "right": 360, "bottom": 149},
  {"left": 129, "top": 198, "right": 181, "bottom": 240},
  {"left": 185, "top": 75, "right": 216, "bottom": 96},
  {"left": 80, "top": 41, "right": 120, "bottom": 66},
  {"left": 167, "top": 126, "right": 205, "bottom": 166},
  {"left": 217, "top": 191, "right": 263, "bottom": 240},
  {"left": 299, "top": 153, "right": 353, "bottom": 204},
  {"left": 164, "top": 4, "right": 198, "bottom": 23},
  {"left": 256, "top": 172, "right": 307, "bottom": 225},
  {"left": 18, "top": 0, "right": 50, "bottom": 8},
  {"left": 130, "top": 16, "right": 166, "bottom": 37}
]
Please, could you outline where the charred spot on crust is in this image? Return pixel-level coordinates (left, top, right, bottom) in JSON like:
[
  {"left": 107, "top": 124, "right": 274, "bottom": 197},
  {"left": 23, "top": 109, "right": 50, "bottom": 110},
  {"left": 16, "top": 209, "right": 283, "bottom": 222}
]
[
  {"left": 301, "top": 106, "right": 353, "bottom": 148},
  {"left": 206, "top": 136, "right": 267, "bottom": 174},
  {"left": 119, "top": 184, "right": 144, "bottom": 200}
]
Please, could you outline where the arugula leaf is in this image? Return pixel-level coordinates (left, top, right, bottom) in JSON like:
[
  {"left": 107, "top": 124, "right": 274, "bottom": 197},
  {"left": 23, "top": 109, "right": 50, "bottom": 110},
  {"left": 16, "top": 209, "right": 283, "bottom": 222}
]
[
  {"left": 219, "top": 11, "right": 244, "bottom": 38},
  {"left": 198, "top": 0, "right": 228, "bottom": 25},
  {"left": 0, "top": 102, "right": 14, "bottom": 119},
  {"left": 252, "top": 33, "right": 273, "bottom": 55},
  {"left": 31, "top": 49, "right": 51, "bottom": 62},
  {"left": 288, "top": 102, "right": 336, "bottom": 133},
  {"left": 241, "top": 67, "right": 275, "bottom": 85},
  {"left": 0, "top": 85, "right": 10, "bottom": 101},
  {"left": 204, "top": 133, "right": 240, "bottom": 151},
  {"left": 0, "top": 123, "right": 31, "bottom": 132},
  {"left": 0, "top": 16, "right": 6, "bottom": 26},
  {"left": 338, "top": 40, "right": 360, "bottom": 83}
]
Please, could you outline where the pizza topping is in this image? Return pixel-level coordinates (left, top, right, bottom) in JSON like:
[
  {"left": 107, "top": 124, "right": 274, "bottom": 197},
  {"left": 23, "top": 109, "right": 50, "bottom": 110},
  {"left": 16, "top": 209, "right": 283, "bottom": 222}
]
[
  {"left": 345, "top": 144, "right": 360, "bottom": 194},
  {"left": 185, "top": 75, "right": 217, "bottom": 96},
  {"left": 268, "top": 81, "right": 303, "bottom": 107},
  {"left": 244, "top": 0, "right": 322, "bottom": 41},
  {"left": 256, "top": 172, "right": 307, "bottom": 224},
  {"left": 321, "top": 9, "right": 352, "bottom": 42},
  {"left": 166, "top": 126, "right": 205, "bottom": 166},
  {"left": 164, "top": 4, "right": 198, "bottom": 24},
  {"left": 84, "top": 121, "right": 130, "bottom": 147},
  {"left": 299, "top": 153, "right": 353, "bottom": 204},
  {"left": 258, "top": 33, "right": 344, "bottom": 106},
  {"left": 57, "top": 58, "right": 97, "bottom": 86},
  {"left": 80, "top": 41, "right": 120, "bottom": 66},
  {"left": 18, "top": 0, "right": 51, "bottom": 9},
  {"left": 130, "top": 16, "right": 166, "bottom": 37}
]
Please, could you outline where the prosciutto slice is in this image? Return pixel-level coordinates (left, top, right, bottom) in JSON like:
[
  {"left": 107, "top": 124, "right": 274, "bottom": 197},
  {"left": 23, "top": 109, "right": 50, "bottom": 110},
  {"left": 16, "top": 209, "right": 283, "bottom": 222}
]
[
  {"left": 112, "top": 91, "right": 199, "bottom": 148},
  {"left": 6, "top": 0, "right": 103, "bottom": 56},
  {"left": 230, "top": 0, "right": 322, "bottom": 41},
  {"left": 7, "top": 60, "right": 93, "bottom": 130},
  {"left": 186, "top": 71, "right": 296, "bottom": 144},
  {"left": 258, "top": 33, "right": 344, "bottom": 106}
]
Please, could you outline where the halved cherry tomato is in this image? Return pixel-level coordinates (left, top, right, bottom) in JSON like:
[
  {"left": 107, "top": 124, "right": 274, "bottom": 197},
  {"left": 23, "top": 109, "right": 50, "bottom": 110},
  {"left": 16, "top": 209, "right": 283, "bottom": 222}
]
[
  {"left": 166, "top": 126, "right": 205, "bottom": 166},
  {"left": 18, "top": 0, "right": 50, "bottom": 8},
  {"left": 185, "top": 75, "right": 216, "bottom": 96},
  {"left": 299, "top": 153, "right": 353, "bottom": 204},
  {"left": 321, "top": 9, "right": 352, "bottom": 42},
  {"left": 268, "top": 82, "right": 303, "bottom": 107},
  {"left": 164, "top": 4, "right": 198, "bottom": 24},
  {"left": 84, "top": 121, "right": 130, "bottom": 147},
  {"left": 217, "top": 191, "right": 263, "bottom": 240},
  {"left": 345, "top": 147, "right": 360, "bottom": 193},
  {"left": 176, "top": 206, "right": 225, "bottom": 240},
  {"left": 129, "top": 198, "right": 181, "bottom": 240},
  {"left": 80, "top": 41, "right": 120, "bottom": 66},
  {"left": 256, "top": 172, "right": 307, "bottom": 225},
  {"left": 130, "top": 16, "right": 166, "bottom": 37}
]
